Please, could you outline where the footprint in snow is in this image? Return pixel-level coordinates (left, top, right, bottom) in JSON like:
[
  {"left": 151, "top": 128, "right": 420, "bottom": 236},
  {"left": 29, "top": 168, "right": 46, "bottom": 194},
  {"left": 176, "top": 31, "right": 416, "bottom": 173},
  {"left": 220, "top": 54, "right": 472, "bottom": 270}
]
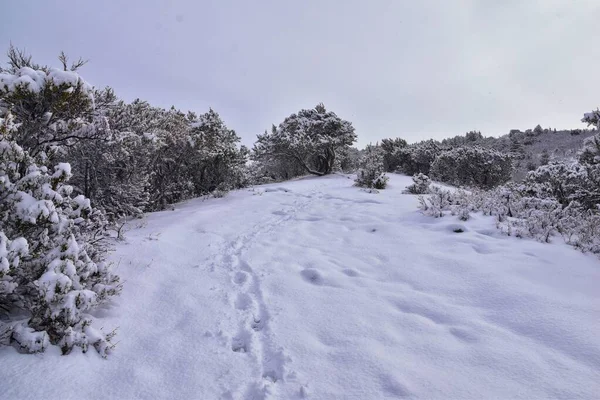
[
  {"left": 272, "top": 210, "right": 287, "bottom": 216},
  {"left": 234, "top": 293, "right": 254, "bottom": 311},
  {"left": 296, "top": 215, "right": 322, "bottom": 222},
  {"left": 391, "top": 299, "right": 454, "bottom": 325},
  {"left": 233, "top": 271, "right": 248, "bottom": 285},
  {"left": 380, "top": 374, "right": 412, "bottom": 398},
  {"left": 449, "top": 327, "right": 479, "bottom": 343},
  {"left": 342, "top": 268, "right": 359, "bottom": 277},
  {"left": 251, "top": 315, "right": 264, "bottom": 332},
  {"left": 300, "top": 269, "right": 324, "bottom": 285},
  {"left": 471, "top": 243, "right": 493, "bottom": 254},
  {"left": 231, "top": 328, "right": 252, "bottom": 353}
]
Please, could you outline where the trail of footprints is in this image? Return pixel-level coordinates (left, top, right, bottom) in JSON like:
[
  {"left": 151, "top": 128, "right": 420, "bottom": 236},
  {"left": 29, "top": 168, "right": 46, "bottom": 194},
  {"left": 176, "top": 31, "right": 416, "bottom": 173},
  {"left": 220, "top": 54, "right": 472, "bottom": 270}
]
[
  {"left": 215, "top": 189, "right": 317, "bottom": 398},
  {"left": 229, "top": 254, "right": 294, "bottom": 398}
]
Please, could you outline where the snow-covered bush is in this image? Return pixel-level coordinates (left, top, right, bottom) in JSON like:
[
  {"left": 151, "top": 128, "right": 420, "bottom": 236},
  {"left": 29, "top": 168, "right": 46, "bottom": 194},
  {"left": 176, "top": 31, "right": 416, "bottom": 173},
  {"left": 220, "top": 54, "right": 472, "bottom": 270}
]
[
  {"left": 0, "top": 115, "right": 120, "bottom": 355},
  {"left": 418, "top": 176, "right": 600, "bottom": 253},
  {"left": 396, "top": 140, "right": 443, "bottom": 175},
  {"left": 65, "top": 97, "right": 249, "bottom": 216},
  {"left": 380, "top": 137, "right": 408, "bottom": 172},
  {"left": 404, "top": 173, "right": 431, "bottom": 194},
  {"left": 418, "top": 186, "right": 454, "bottom": 218},
  {"left": 355, "top": 144, "right": 388, "bottom": 189},
  {"left": 0, "top": 50, "right": 121, "bottom": 356},
  {"left": 0, "top": 47, "right": 104, "bottom": 162},
  {"left": 337, "top": 146, "right": 362, "bottom": 173},
  {"left": 417, "top": 108, "right": 600, "bottom": 253},
  {"left": 522, "top": 161, "right": 589, "bottom": 207},
  {"left": 430, "top": 146, "right": 512, "bottom": 189}
]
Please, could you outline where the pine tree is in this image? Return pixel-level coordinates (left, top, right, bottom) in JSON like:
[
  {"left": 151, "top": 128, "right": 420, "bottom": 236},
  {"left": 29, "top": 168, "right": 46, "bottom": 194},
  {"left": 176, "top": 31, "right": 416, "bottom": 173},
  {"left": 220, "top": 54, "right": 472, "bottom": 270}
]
[
  {"left": 0, "top": 112, "right": 120, "bottom": 355},
  {"left": 355, "top": 144, "right": 388, "bottom": 189},
  {"left": 253, "top": 104, "right": 356, "bottom": 177},
  {"left": 430, "top": 146, "right": 512, "bottom": 188},
  {"left": 1, "top": 50, "right": 120, "bottom": 355}
]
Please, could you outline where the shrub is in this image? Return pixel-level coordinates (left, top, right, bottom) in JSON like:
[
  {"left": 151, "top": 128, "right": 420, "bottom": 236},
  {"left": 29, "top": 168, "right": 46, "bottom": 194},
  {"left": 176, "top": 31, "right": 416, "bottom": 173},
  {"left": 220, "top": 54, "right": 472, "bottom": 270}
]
[
  {"left": 404, "top": 173, "right": 431, "bottom": 194},
  {"left": 380, "top": 138, "right": 408, "bottom": 172},
  {"left": 396, "top": 140, "right": 442, "bottom": 175},
  {"left": 355, "top": 145, "right": 388, "bottom": 189},
  {"left": 0, "top": 114, "right": 120, "bottom": 356},
  {"left": 430, "top": 146, "right": 512, "bottom": 189},
  {"left": 418, "top": 186, "right": 454, "bottom": 218}
]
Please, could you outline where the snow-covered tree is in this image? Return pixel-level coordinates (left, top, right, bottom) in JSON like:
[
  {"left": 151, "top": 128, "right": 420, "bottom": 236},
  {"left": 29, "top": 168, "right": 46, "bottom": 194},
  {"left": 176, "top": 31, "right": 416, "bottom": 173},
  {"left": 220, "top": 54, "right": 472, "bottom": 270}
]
[
  {"left": 64, "top": 91, "right": 150, "bottom": 220},
  {"left": 430, "top": 146, "right": 512, "bottom": 188},
  {"left": 0, "top": 50, "right": 120, "bottom": 355},
  {"left": 0, "top": 46, "right": 107, "bottom": 162},
  {"left": 67, "top": 96, "right": 248, "bottom": 215},
  {"left": 337, "top": 146, "right": 362, "bottom": 173},
  {"left": 253, "top": 103, "right": 357, "bottom": 177},
  {"left": 582, "top": 109, "right": 600, "bottom": 130},
  {"left": 0, "top": 112, "right": 120, "bottom": 355},
  {"left": 355, "top": 144, "right": 388, "bottom": 189},
  {"left": 396, "top": 140, "right": 443, "bottom": 175},
  {"left": 380, "top": 137, "right": 408, "bottom": 172},
  {"left": 188, "top": 108, "right": 248, "bottom": 194}
]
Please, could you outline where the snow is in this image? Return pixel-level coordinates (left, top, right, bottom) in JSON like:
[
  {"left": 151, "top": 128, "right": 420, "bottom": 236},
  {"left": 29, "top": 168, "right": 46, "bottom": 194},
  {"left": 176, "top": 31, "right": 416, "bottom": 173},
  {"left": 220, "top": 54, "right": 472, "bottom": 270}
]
[
  {"left": 0, "top": 67, "right": 46, "bottom": 93},
  {"left": 0, "top": 67, "right": 92, "bottom": 96},
  {"left": 52, "top": 162, "right": 72, "bottom": 179},
  {"left": 47, "top": 68, "right": 83, "bottom": 88},
  {"left": 1, "top": 174, "right": 599, "bottom": 399}
]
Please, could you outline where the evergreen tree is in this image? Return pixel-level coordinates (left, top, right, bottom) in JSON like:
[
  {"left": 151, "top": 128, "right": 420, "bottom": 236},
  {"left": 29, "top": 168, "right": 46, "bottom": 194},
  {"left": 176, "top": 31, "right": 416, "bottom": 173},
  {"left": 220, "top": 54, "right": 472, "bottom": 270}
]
[
  {"left": 355, "top": 144, "right": 388, "bottom": 189},
  {"left": 0, "top": 49, "right": 120, "bottom": 355},
  {"left": 430, "top": 146, "right": 512, "bottom": 188},
  {"left": 0, "top": 112, "right": 120, "bottom": 355},
  {"left": 380, "top": 137, "right": 408, "bottom": 171},
  {"left": 253, "top": 103, "right": 356, "bottom": 176}
]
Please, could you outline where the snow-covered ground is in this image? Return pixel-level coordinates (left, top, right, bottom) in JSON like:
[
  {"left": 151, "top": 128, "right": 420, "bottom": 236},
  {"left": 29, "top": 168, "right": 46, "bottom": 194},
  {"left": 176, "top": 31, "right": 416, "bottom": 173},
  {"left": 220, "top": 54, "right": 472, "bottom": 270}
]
[{"left": 2, "top": 174, "right": 599, "bottom": 399}]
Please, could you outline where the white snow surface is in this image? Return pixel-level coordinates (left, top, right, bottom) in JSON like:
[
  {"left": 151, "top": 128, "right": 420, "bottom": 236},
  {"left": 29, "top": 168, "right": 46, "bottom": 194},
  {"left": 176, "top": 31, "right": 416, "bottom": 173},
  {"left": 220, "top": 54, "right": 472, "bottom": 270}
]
[{"left": 2, "top": 174, "right": 599, "bottom": 399}]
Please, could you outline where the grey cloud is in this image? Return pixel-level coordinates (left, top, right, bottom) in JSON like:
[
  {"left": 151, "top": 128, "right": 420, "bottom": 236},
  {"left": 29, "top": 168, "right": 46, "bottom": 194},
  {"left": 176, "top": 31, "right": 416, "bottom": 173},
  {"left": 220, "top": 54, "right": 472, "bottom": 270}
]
[{"left": 1, "top": 0, "right": 598, "bottom": 147}]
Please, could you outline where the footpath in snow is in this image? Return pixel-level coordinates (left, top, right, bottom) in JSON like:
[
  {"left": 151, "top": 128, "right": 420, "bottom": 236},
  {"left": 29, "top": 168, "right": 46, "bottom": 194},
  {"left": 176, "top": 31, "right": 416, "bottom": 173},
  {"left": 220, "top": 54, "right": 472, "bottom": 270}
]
[{"left": 2, "top": 174, "right": 599, "bottom": 399}]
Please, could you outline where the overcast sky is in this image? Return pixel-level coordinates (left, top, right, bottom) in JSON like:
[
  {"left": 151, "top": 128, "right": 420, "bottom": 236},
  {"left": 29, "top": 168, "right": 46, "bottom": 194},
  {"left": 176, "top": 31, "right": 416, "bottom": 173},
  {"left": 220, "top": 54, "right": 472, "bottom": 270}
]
[{"left": 2, "top": 0, "right": 599, "bottom": 147}]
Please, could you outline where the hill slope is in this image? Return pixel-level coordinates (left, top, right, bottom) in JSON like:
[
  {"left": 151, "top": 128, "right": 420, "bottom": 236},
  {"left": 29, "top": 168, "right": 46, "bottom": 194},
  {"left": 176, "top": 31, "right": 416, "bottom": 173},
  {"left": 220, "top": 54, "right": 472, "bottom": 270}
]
[{"left": 2, "top": 174, "right": 599, "bottom": 399}]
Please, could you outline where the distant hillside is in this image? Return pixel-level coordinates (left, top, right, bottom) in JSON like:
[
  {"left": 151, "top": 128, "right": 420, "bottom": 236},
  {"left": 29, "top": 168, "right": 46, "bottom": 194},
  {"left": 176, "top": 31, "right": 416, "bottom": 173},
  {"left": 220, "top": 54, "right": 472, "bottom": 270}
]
[{"left": 441, "top": 127, "right": 597, "bottom": 181}]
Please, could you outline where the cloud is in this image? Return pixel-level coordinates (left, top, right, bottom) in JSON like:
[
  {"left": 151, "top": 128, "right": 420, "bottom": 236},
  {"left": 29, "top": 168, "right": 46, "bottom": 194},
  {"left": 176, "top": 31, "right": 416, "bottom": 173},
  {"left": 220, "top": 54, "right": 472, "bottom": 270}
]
[{"left": 1, "top": 0, "right": 598, "bottom": 147}]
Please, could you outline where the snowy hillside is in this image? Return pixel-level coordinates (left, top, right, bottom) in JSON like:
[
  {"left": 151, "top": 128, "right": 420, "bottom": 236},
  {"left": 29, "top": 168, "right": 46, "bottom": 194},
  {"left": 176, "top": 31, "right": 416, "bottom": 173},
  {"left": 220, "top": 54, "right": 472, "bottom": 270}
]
[{"left": 2, "top": 174, "right": 599, "bottom": 399}]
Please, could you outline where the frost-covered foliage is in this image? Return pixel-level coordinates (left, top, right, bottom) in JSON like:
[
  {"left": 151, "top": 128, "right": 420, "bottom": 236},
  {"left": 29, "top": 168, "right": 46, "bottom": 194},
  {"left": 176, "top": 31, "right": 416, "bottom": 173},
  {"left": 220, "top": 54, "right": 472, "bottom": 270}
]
[
  {"left": 523, "top": 161, "right": 590, "bottom": 207},
  {"left": 0, "top": 112, "right": 120, "bottom": 356},
  {"left": 380, "top": 138, "right": 408, "bottom": 172},
  {"left": 418, "top": 113, "right": 600, "bottom": 255},
  {"left": 0, "top": 47, "right": 250, "bottom": 221},
  {"left": 404, "top": 173, "right": 431, "bottom": 194},
  {"left": 62, "top": 97, "right": 248, "bottom": 217},
  {"left": 0, "top": 46, "right": 104, "bottom": 162},
  {"left": 252, "top": 103, "right": 357, "bottom": 178},
  {"left": 418, "top": 186, "right": 454, "bottom": 218},
  {"left": 337, "top": 146, "right": 362, "bottom": 173},
  {"left": 419, "top": 184, "right": 599, "bottom": 252},
  {"left": 430, "top": 146, "right": 512, "bottom": 189},
  {"left": 188, "top": 108, "right": 249, "bottom": 194},
  {"left": 395, "top": 140, "right": 443, "bottom": 175},
  {"left": 582, "top": 109, "right": 600, "bottom": 130},
  {"left": 355, "top": 144, "right": 388, "bottom": 189}
]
